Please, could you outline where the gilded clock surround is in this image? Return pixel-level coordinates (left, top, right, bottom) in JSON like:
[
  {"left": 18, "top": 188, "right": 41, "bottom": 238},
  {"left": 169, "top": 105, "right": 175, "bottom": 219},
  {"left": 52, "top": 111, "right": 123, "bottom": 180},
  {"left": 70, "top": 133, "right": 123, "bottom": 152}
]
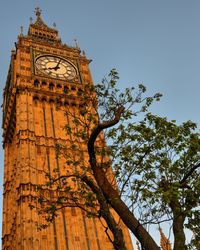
[
  {"left": 34, "top": 54, "right": 77, "bottom": 80},
  {"left": 33, "top": 50, "right": 80, "bottom": 82}
]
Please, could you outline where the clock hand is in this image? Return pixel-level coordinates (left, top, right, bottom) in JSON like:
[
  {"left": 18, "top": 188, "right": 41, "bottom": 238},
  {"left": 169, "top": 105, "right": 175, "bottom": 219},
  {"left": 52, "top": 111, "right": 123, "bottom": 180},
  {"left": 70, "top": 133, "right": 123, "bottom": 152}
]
[
  {"left": 48, "top": 59, "right": 62, "bottom": 71},
  {"left": 53, "top": 66, "right": 60, "bottom": 71},
  {"left": 55, "top": 59, "right": 62, "bottom": 68},
  {"left": 48, "top": 65, "right": 60, "bottom": 70}
]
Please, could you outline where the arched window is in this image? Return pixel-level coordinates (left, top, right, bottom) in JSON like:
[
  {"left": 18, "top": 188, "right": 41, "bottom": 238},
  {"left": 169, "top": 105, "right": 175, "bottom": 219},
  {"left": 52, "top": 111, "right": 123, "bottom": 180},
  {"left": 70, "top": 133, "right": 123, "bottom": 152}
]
[
  {"left": 33, "top": 95, "right": 39, "bottom": 101},
  {"left": 56, "top": 84, "right": 62, "bottom": 89},
  {"left": 41, "top": 97, "right": 47, "bottom": 102},
  {"left": 49, "top": 99, "right": 55, "bottom": 104},
  {"left": 34, "top": 79, "right": 39, "bottom": 87},
  {"left": 64, "top": 86, "right": 69, "bottom": 93},
  {"left": 71, "top": 86, "right": 76, "bottom": 91},
  {"left": 33, "top": 95, "right": 39, "bottom": 106},
  {"left": 49, "top": 82, "right": 54, "bottom": 90}
]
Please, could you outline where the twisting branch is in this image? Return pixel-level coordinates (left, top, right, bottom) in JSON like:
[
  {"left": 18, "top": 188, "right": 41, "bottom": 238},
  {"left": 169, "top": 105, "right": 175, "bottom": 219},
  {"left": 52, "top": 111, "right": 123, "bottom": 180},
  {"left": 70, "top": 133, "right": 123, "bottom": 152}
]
[{"left": 88, "top": 105, "right": 125, "bottom": 160}]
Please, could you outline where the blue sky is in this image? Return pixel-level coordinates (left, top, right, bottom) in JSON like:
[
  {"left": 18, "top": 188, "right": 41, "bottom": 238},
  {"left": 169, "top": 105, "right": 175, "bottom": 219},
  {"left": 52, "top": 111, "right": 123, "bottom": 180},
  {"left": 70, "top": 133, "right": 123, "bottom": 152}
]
[{"left": 0, "top": 0, "right": 200, "bottom": 247}]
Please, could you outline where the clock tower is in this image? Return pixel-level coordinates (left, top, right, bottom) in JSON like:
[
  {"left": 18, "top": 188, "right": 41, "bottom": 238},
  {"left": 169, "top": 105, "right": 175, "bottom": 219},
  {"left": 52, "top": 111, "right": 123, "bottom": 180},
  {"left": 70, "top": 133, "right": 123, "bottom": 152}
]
[{"left": 2, "top": 8, "right": 133, "bottom": 250}]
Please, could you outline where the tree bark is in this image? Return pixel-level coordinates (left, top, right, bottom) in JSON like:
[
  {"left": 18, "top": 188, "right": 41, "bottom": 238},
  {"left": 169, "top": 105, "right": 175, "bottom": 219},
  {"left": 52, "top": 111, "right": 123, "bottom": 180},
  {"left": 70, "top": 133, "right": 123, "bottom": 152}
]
[
  {"left": 91, "top": 164, "right": 160, "bottom": 250},
  {"left": 173, "top": 215, "right": 186, "bottom": 250},
  {"left": 170, "top": 200, "right": 187, "bottom": 250},
  {"left": 82, "top": 176, "right": 127, "bottom": 250}
]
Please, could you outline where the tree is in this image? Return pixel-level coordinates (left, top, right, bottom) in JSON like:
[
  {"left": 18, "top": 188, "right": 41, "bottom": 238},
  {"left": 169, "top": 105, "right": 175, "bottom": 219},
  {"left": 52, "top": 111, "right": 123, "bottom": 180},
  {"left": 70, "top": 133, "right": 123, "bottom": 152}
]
[{"left": 32, "top": 69, "right": 200, "bottom": 250}]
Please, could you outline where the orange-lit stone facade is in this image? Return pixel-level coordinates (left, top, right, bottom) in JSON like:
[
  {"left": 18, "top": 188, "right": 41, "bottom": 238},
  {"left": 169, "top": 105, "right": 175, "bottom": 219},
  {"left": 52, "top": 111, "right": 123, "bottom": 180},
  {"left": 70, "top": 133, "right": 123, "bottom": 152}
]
[{"left": 2, "top": 8, "right": 133, "bottom": 250}]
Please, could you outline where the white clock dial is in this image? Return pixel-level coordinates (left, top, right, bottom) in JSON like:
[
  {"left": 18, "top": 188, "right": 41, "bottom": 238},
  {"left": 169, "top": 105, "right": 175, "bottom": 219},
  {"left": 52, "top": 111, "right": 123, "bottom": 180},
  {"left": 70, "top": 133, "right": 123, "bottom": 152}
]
[{"left": 35, "top": 55, "right": 77, "bottom": 80}]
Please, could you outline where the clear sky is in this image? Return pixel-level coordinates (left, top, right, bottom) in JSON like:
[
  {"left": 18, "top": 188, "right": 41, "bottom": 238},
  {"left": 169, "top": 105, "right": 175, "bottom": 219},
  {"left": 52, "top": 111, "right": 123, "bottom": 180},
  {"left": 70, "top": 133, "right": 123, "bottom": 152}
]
[{"left": 0, "top": 0, "right": 200, "bottom": 247}]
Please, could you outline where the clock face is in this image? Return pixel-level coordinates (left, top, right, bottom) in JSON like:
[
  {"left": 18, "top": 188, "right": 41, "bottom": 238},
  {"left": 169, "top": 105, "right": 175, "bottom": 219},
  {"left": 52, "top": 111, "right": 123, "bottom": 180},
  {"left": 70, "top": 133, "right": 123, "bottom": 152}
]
[{"left": 35, "top": 55, "right": 77, "bottom": 80}]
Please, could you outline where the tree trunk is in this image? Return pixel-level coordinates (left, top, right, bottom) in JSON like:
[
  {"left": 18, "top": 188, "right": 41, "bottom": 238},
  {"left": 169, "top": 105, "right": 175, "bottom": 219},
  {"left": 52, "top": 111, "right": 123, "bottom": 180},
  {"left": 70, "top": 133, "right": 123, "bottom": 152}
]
[
  {"left": 173, "top": 215, "right": 186, "bottom": 250},
  {"left": 170, "top": 201, "right": 187, "bottom": 250}
]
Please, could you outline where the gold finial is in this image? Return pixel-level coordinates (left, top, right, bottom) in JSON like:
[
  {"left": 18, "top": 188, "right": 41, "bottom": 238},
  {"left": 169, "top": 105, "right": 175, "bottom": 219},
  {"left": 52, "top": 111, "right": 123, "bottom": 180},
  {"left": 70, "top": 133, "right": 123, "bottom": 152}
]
[{"left": 35, "top": 7, "right": 42, "bottom": 19}]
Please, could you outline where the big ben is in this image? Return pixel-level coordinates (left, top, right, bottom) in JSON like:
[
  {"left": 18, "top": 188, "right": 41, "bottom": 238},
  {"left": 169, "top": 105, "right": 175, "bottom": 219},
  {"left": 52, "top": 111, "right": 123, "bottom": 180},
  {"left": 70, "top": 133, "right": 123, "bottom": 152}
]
[{"left": 2, "top": 8, "right": 133, "bottom": 250}]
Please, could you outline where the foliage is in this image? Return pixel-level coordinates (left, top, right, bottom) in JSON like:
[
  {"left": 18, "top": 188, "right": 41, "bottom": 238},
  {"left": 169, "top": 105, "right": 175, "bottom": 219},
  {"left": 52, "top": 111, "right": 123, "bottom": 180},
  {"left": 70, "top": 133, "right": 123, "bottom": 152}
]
[
  {"left": 109, "top": 113, "right": 200, "bottom": 248},
  {"left": 110, "top": 113, "right": 200, "bottom": 219}
]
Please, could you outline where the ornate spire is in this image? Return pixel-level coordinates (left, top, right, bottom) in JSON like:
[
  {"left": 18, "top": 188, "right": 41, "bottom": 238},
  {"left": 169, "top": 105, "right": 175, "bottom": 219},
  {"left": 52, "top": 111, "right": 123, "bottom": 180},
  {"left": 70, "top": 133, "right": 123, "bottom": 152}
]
[
  {"left": 27, "top": 7, "right": 61, "bottom": 44},
  {"left": 32, "top": 7, "right": 48, "bottom": 28}
]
